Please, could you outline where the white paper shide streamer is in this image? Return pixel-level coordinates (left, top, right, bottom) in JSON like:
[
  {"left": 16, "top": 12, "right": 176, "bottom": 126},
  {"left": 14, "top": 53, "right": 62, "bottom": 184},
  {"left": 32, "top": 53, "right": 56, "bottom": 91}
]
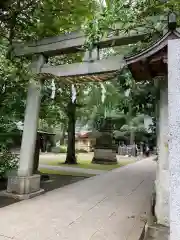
[
  {"left": 71, "top": 84, "right": 77, "bottom": 103},
  {"left": 51, "top": 80, "right": 56, "bottom": 99},
  {"left": 100, "top": 83, "right": 106, "bottom": 103}
]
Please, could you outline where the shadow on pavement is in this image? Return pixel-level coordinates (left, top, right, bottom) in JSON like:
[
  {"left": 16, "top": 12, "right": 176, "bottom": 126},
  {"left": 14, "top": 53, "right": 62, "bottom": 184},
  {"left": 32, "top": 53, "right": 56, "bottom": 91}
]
[
  {"left": 0, "top": 180, "right": 20, "bottom": 208},
  {"left": 0, "top": 174, "right": 88, "bottom": 208},
  {"left": 40, "top": 174, "right": 88, "bottom": 192}
]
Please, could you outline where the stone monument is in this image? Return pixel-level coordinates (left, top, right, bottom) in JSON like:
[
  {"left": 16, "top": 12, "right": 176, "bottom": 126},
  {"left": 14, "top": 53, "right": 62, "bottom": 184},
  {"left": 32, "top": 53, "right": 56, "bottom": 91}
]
[{"left": 92, "top": 117, "right": 117, "bottom": 164}]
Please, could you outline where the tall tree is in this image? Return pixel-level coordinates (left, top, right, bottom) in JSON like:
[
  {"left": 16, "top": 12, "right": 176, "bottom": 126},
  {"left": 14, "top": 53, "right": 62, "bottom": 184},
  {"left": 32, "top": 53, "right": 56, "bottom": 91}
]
[
  {"left": 65, "top": 101, "right": 77, "bottom": 164},
  {"left": 0, "top": 0, "right": 98, "bottom": 152}
]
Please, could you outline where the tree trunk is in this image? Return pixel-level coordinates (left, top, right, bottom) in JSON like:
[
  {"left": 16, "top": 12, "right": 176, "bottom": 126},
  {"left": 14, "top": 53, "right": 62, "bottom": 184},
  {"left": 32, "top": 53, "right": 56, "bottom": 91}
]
[
  {"left": 130, "top": 131, "right": 135, "bottom": 145},
  {"left": 65, "top": 102, "right": 77, "bottom": 164}
]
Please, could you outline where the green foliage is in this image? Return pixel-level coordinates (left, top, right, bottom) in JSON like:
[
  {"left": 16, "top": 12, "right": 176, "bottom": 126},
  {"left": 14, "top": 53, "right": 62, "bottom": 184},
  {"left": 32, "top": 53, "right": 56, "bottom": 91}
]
[
  {"left": 0, "top": 43, "right": 28, "bottom": 150},
  {"left": 0, "top": 44, "right": 28, "bottom": 117},
  {"left": 0, "top": 151, "right": 19, "bottom": 179},
  {"left": 116, "top": 70, "right": 158, "bottom": 117},
  {"left": 0, "top": 0, "right": 97, "bottom": 42},
  {"left": 0, "top": 0, "right": 162, "bottom": 154},
  {"left": 120, "top": 114, "right": 147, "bottom": 133},
  {"left": 0, "top": 0, "right": 98, "bottom": 153},
  {"left": 51, "top": 145, "right": 67, "bottom": 154},
  {"left": 60, "top": 145, "right": 67, "bottom": 153},
  {"left": 83, "top": 0, "right": 180, "bottom": 47}
]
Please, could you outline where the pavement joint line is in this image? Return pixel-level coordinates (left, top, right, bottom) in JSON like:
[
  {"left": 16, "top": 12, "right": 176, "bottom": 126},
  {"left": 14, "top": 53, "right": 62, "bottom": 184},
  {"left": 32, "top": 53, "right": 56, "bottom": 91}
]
[
  {"left": 89, "top": 178, "right": 150, "bottom": 235},
  {"left": 68, "top": 221, "right": 75, "bottom": 226},
  {"left": 89, "top": 230, "right": 100, "bottom": 240},
  {"left": 92, "top": 200, "right": 146, "bottom": 239},
  {"left": 88, "top": 196, "right": 108, "bottom": 211},
  {"left": 108, "top": 179, "right": 148, "bottom": 221},
  {"left": 65, "top": 195, "right": 109, "bottom": 229},
  {"left": 67, "top": 196, "right": 108, "bottom": 227},
  {"left": 108, "top": 211, "right": 116, "bottom": 218},
  {"left": 80, "top": 177, "right": 146, "bottom": 222},
  {"left": 127, "top": 180, "right": 145, "bottom": 197},
  {"left": 115, "top": 179, "right": 145, "bottom": 199},
  {"left": 94, "top": 179, "right": 147, "bottom": 220},
  {"left": 0, "top": 234, "right": 14, "bottom": 239}
]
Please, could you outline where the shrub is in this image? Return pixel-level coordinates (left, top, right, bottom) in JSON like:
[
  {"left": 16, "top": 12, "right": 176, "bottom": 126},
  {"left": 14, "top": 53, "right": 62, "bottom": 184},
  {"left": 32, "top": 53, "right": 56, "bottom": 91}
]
[
  {"left": 60, "top": 146, "right": 67, "bottom": 153},
  {"left": 51, "top": 146, "right": 67, "bottom": 153},
  {"left": 0, "top": 151, "right": 19, "bottom": 179}
]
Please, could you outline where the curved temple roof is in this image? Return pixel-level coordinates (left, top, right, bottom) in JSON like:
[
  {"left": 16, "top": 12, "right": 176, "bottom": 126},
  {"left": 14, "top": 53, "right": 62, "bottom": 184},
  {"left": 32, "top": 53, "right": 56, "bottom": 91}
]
[{"left": 125, "top": 29, "right": 180, "bottom": 81}]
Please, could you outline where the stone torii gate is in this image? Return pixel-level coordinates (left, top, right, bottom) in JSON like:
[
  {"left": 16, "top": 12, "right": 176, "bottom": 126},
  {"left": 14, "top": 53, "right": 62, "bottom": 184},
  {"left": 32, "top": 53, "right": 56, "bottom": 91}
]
[
  {"left": 3, "top": 15, "right": 180, "bottom": 239},
  {"left": 5, "top": 30, "right": 146, "bottom": 200}
]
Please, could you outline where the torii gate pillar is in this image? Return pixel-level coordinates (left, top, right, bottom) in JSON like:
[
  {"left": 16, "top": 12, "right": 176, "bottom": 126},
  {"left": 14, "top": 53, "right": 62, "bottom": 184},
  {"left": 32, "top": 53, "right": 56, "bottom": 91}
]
[
  {"left": 155, "top": 79, "right": 169, "bottom": 226},
  {"left": 168, "top": 39, "right": 180, "bottom": 240},
  {"left": 5, "top": 55, "right": 45, "bottom": 200}
]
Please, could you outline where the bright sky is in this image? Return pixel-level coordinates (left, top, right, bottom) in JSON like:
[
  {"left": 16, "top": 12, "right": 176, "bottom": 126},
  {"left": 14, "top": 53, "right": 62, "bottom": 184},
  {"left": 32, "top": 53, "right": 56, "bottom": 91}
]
[
  {"left": 97, "top": 0, "right": 106, "bottom": 8},
  {"left": 100, "top": 0, "right": 106, "bottom": 6}
]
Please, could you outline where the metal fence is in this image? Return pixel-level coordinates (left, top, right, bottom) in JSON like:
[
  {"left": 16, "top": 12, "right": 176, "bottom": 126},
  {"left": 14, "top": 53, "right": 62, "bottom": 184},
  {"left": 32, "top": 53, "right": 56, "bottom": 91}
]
[{"left": 117, "top": 145, "right": 139, "bottom": 156}]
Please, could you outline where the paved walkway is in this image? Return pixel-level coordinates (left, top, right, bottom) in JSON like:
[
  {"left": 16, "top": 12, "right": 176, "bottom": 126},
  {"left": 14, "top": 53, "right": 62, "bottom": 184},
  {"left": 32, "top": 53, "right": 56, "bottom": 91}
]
[{"left": 0, "top": 157, "right": 156, "bottom": 240}]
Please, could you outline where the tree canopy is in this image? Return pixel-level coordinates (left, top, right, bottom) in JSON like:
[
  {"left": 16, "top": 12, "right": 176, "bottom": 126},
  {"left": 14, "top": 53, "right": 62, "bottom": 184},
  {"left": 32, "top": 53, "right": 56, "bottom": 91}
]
[{"left": 0, "top": 0, "right": 168, "bottom": 156}]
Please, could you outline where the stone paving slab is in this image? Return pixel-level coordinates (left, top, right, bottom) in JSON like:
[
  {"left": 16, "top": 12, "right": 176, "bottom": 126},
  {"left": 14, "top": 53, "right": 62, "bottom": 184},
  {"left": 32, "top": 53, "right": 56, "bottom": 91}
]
[{"left": 0, "top": 157, "right": 156, "bottom": 240}]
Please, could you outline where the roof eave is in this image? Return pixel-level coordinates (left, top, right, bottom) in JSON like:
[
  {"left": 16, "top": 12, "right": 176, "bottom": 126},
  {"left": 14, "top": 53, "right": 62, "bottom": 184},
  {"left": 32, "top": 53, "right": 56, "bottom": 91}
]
[{"left": 125, "top": 29, "right": 180, "bottom": 65}]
